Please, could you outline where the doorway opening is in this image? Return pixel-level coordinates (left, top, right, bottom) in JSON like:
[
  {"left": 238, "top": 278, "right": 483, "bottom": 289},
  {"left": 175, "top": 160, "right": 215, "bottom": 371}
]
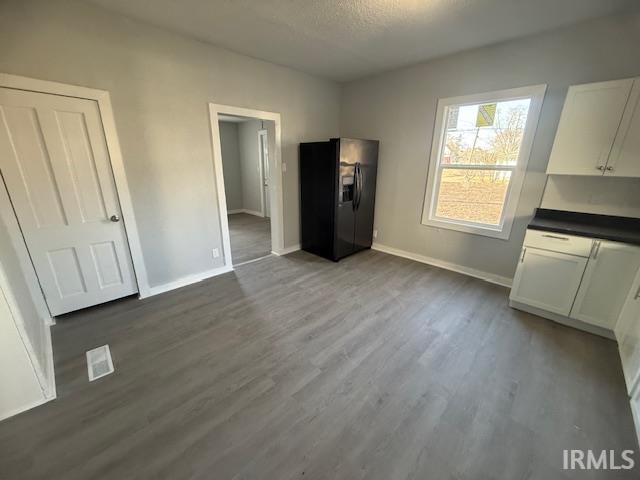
[
  {"left": 217, "top": 114, "right": 273, "bottom": 264},
  {"left": 209, "top": 104, "right": 284, "bottom": 268}
]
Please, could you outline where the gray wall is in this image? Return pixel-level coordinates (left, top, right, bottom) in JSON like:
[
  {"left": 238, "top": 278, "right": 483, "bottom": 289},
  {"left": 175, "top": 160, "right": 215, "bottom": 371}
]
[
  {"left": 541, "top": 176, "right": 640, "bottom": 218},
  {"left": 0, "top": 0, "right": 340, "bottom": 288},
  {"left": 219, "top": 121, "right": 243, "bottom": 212},
  {"left": 340, "top": 12, "right": 640, "bottom": 280},
  {"left": 238, "top": 119, "right": 264, "bottom": 215}
]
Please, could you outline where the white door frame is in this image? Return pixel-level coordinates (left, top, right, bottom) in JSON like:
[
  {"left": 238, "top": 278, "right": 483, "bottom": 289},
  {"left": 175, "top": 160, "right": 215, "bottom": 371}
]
[
  {"left": 0, "top": 73, "right": 150, "bottom": 299},
  {"left": 208, "top": 103, "right": 284, "bottom": 268},
  {"left": 258, "top": 128, "right": 269, "bottom": 218}
]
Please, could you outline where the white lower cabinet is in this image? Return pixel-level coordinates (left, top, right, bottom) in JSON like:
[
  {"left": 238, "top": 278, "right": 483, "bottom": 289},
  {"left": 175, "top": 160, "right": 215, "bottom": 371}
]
[
  {"left": 617, "top": 269, "right": 640, "bottom": 394},
  {"left": 510, "top": 230, "right": 640, "bottom": 336},
  {"left": 510, "top": 247, "right": 588, "bottom": 316},
  {"left": 570, "top": 241, "right": 640, "bottom": 329}
]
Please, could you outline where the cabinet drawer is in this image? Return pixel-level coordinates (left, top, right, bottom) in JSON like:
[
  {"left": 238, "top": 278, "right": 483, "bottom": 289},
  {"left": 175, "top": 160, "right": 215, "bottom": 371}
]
[{"left": 524, "top": 229, "right": 593, "bottom": 257}]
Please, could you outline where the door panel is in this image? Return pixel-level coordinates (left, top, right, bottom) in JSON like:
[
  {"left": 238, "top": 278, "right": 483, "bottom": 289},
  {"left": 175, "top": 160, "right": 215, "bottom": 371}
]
[
  {"left": 0, "top": 88, "right": 137, "bottom": 315},
  {"left": 570, "top": 241, "right": 640, "bottom": 329},
  {"left": 608, "top": 79, "right": 640, "bottom": 178},
  {"left": 0, "top": 105, "right": 68, "bottom": 228},
  {"left": 617, "top": 269, "right": 640, "bottom": 394},
  {"left": 510, "top": 247, "right": 588, "bottom": 316},
  {"left": 56, "top": 110, "right": 109, "bottom": 222},
  {"left": 546, "top": 79, "right": 633, "bottom": 175}
]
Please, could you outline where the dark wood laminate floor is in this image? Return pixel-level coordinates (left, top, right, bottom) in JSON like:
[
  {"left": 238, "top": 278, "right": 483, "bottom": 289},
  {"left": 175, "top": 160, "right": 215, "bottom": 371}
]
[
  {"left": 228, "top": 213, "right": 271, "bottom": 264},
  {"left": 0, "top": 250, "right": 638, "bottom": 479}
]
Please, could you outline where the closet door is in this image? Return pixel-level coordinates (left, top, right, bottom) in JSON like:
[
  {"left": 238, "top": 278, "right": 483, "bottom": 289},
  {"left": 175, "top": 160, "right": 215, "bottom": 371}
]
[{"left": 0, "top": 88, "right": 138, "bottom": 316}]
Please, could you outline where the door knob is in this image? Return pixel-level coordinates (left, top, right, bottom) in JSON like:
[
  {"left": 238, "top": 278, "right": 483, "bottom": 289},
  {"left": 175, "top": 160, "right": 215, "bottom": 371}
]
[{"left": 110, "top": 214, "right": 120, "bottom": 222}]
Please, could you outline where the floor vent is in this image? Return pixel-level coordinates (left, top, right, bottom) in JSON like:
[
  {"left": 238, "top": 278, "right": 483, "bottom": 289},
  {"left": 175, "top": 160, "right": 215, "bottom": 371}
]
[{"left": 86, "top": 345, "right": 114, "bottom": 381}]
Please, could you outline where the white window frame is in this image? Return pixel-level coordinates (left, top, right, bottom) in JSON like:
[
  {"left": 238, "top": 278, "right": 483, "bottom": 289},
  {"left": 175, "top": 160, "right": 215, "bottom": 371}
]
[{"left": 421, "top": 84, "right": 546, "bottom": 240}]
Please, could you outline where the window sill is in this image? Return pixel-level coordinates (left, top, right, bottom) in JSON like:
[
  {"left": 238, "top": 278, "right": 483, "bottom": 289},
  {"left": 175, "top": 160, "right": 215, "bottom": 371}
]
[{"left": 420, "top": 216, "right": 512, "bottom": 240}]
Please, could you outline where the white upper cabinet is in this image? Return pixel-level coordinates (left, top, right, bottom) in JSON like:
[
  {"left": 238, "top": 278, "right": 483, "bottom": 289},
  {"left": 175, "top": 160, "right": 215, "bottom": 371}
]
[
  {"left": 616, "top": 268, "right": 640, "bottom": 394},
  {"left": 546, "top": 78, "right": 637, "bottom": 176},
  {"left": 570, "top": 240, "right": 640, "bottom": 329},
  {"left": 608, "top": 80, "right": 640, "bottom": 177}
]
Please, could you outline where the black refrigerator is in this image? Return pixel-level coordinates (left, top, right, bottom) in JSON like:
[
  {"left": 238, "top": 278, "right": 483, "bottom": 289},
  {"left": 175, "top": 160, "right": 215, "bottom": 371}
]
[{"left": 299, "top": 138, "right": 379, "bottom": 261}]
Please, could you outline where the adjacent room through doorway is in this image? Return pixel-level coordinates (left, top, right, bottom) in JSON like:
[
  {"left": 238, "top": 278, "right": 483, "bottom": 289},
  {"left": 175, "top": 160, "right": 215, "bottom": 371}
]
[{"left": 218, "top": 114, "right": 274, "bottom": 265}]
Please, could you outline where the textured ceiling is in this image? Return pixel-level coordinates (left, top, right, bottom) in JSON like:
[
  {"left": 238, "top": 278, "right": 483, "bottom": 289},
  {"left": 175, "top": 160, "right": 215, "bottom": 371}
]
[{"left": 85, "top": 0, "right": 638, "bottom": 81}]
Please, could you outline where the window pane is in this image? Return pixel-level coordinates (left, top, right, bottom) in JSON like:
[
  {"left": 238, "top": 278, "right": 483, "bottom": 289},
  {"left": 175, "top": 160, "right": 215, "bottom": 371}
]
[
  {"left": 435, "top": 168, "right": 512, "bottom": 226},
  {"left": 442, "top": 98, "right": 531, "bottom": 166}
]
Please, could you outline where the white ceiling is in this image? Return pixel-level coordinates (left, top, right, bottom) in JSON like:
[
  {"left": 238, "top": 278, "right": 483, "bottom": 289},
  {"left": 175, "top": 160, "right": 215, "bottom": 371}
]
[{"left": 86, "top": 0, "right": 638, "bottom": 81}]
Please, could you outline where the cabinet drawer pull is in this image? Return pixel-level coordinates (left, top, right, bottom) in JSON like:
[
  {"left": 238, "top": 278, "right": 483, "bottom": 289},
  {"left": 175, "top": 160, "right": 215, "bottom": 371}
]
[
  {"left": 592, "top": 241, "right": 601, "bottom": 259},
  {"left": 596, "top": 165, "right": 605, "bottom": 171},
  {"left": 520, "top": 248, "right": 526, "bottom": 263},
  {"left": 605, "top": 166, "right": 614, "bottom": 171},
  {"left": 541, "top": 234, "right": 569, "bottom": 241}
]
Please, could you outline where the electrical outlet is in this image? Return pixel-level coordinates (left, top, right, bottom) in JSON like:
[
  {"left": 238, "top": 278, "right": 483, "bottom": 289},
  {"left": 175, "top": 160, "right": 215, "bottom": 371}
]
[
  {"left": 373, "top": 229, "right": 378, "bottom": 239},
  {"left": 212, "top": 248, "right": 220, "bottom": 259}
]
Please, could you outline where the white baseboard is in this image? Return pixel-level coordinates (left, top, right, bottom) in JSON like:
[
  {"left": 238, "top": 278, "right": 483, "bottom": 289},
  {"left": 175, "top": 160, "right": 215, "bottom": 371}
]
[
  {"left": 228, "top": 208, "right": 264, "bottom": 217},
  {"left": 143, "top": 264, "right": 234, "bottom": 298},
  {"left": 272, "top": 244, "right": 301, "bottom": 256},
  {"left": 371, "top": 242, "right": 512, "bottom": 288}
]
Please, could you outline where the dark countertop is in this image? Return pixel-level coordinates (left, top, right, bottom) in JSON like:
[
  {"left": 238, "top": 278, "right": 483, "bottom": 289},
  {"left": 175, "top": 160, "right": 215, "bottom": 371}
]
[{"left": 528, "top": 209, "right": 640, "bottom": 246}]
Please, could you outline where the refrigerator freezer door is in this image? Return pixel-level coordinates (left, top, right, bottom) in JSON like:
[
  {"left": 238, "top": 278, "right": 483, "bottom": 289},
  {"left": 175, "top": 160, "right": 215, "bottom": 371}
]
[{"left": 335, "top": 160, "right": 356, "bottom": 260}]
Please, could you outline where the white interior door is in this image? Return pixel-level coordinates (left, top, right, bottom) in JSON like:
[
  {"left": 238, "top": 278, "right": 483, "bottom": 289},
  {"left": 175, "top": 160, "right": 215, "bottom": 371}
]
[
  {"left": 0, "top": 88, "right": 137, "bottom": 316},
  {"left": 259, "top": 129, "right": 270, "bottom": 218}
]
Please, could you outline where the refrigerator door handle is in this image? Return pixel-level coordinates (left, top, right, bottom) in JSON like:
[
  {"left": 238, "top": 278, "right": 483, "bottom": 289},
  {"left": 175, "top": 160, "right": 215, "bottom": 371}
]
[
  {"left": 352, "top": 163, "right": 358, "bottom": 211},
  {"left": 357, "top": 163, "right": 363, "bottom": 209}
]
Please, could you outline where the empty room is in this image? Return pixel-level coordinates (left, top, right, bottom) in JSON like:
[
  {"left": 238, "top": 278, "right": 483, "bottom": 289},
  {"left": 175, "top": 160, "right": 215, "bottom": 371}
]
[{"left": 1, "top": 0, "right": 640, "bottom": 479}]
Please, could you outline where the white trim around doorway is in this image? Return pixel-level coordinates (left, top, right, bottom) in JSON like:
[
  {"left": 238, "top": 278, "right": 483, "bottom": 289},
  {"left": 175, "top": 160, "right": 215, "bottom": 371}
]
[
  {"left": 0, "top": 72, "right": 151, "bottom": 298},
  {"left": 208, "top": 104, "right": 285, "bottom": 268}
]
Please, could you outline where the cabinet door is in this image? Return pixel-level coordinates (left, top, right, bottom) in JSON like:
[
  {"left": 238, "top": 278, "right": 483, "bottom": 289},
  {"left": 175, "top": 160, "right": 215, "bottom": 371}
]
[
  {"left": 570, "top": 241, "right": 640, "bottom": 329},
  {"left": 510, "top": 247, "right": 588, "bottom": 316},
  {"left": 607, "top": 79, "right": 640, "bottom": 178},
  {"left": 617, "top": 269, "right": 640, "bottom": 394},
  {"left": 546, "top": 79, "right": 634, "bottom": 175}
]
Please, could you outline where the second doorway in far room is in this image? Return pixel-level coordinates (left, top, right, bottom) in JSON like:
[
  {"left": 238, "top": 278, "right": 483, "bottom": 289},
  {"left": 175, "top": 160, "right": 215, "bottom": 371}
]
[{"left": 218, "top": 114, "right": 274, "bottom": 265}]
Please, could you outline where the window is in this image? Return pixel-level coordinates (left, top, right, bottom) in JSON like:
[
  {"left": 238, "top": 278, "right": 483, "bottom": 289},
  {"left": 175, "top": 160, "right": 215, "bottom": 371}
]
[{"left": 421, "top": 85, "right": 546, "bottom": 239}]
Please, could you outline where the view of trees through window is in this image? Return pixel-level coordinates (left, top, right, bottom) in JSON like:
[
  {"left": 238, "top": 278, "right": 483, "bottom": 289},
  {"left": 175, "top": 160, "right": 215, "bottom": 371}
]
[{"left": 434, "top": 98, "right": 531, "bottom": 226}]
